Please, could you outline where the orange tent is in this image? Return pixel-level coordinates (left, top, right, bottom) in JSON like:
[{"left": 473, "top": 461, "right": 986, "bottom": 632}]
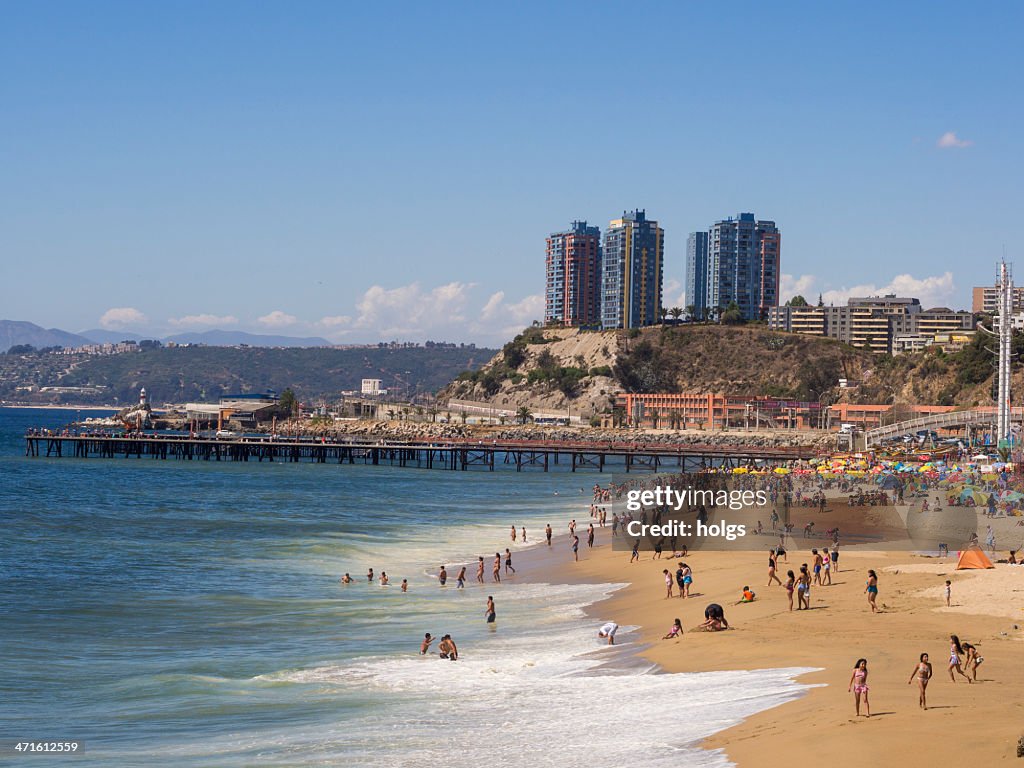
[{"left": 956, "top": 547, "right": 995, "bottom": 570}]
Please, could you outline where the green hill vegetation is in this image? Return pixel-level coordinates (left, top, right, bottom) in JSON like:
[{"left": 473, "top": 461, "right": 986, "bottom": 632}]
[{"left": 2, "top": 345, "right": 494, "bottom": 405}]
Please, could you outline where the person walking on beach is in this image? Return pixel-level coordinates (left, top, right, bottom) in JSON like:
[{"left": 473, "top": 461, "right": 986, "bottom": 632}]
[
  {"left": 767, "top": 548, "right": 781, "bottom": 586},
  {"left": 812, "top": 549, "right": 823, "bottom": 586},
  {"left": 521, "top": 526, "right": 526, "bottom": 543},
  {"left": 545, "top": 524, "right": 552, "bottom": 546},
  {"left": 663, "top": 569, "right": 674, "bottom": 598},
  {"left": 908, "top": 652, "right": 933, "bottom": 709},
  {"left": 492, "top": 553, "right": 501, "bottom": 583},
  {"left": 865, "top": 570, "right": 879, "bottom": 613},
  {"left": 630, "top": 538, "right": 640, "bottom": 563},
  {"left": 785, "top": 570, "right": 796, "bottom": 611},
  {"left": 504, "top": 548, "right": 516, "bottom": 575},
  {"left": 476, "top": 556, "right": 485, "bottom": 583},
  {"left": 511, "top": 525, "right": 517, "bottom": 543},
  {"left": 830, "top": 543, "right": 839, "bottom": 573},
  {"left": 848, "top": 658, "right": 871, "bottom": 717},
  {"left": 485, "top": 596, "right": 496, "bottom": 625},
  {"left": 571, "top": 534, "right": 580, "bottom": 562},
  {"left": 822, "top": 549, "right": 832, "bottom": 586},
  {"left": 948, "top": 635, "right": 972, "bottom": 682},
  {"left": 456, "top": 567, "right": 466, "bottom": 588},
  {"left": 962, "top": 642, "right": 983, "bottom": 682},
  {"left": 438, "top": 565, "right": 447, "bottom": 586},
  {"left": 587, "top": 523, "right": 595, "bottom": 549}
]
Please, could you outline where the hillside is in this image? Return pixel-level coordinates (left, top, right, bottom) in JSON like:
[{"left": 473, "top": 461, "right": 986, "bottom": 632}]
[
  {"left": 1, "top": 345, "right": 494, "bottom": 405},
  {"left": 441, "top": 324, "right": 1010, "bottom": 419},
  {"left": 0, "top": 320, "right": 91, "bottom": 351}
]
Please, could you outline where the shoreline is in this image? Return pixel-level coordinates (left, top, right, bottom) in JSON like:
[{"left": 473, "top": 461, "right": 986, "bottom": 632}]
[{"left": 513, "top": 515, "right": 1023, "bottom": 765}]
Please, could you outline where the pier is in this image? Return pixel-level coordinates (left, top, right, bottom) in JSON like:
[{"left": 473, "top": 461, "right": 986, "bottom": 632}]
[{"left": 24, "top": 433, "right": 814, "bottom": 472}]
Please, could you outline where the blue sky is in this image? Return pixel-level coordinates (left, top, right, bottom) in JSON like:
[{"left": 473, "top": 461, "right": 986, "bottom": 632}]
[{"left": 2, "top": 1, "right": 1021, "bottom": 344}]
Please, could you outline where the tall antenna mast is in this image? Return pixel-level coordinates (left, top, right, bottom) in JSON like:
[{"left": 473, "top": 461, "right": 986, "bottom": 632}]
[{"left": 997, "top": 260, "right": 1013, "bottom": 444}]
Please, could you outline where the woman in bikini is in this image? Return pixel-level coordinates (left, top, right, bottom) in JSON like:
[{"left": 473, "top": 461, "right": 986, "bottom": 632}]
[
  {"left": 907, "top": 652, "right": 932, "bottom": 709},
  {"left": 848, "top": 658, "right": 871, "bottom": 717},
  {"left": 767, "top": 548, "right": 781, "bottom": 586},
  {"left": 865, "top": 570, "right": 879, "bottom": 613},
  {"left": 785, "top": 570, "right": 796, "bottom": 611},
  {"left": 962, "top": 641, "right": 983, "bottom": 682},
  {"left": 947, "top": 634, "right": 972, "bottom": 682}
]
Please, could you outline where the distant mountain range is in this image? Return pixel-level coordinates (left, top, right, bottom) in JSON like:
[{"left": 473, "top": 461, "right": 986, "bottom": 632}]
[{"left": 2, "top": 320, "right": 333, "bottom": 350}]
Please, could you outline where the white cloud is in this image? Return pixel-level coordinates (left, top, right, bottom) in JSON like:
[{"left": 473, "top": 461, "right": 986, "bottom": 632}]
[
  {"left": 168, "top": 313, "right": 238, "bottom": 327},
  {"left": 937, "top": 131, "right": 972, "bottom": 149},
  {"left": 779, "top": 273, "right": 817, "bottom": 303},
  {"left": 475, "top": 291, "right": 544, "bottom": 338},
  {"left": 99, "top": 307, "right": 147, "bottom": 330},
  {"left": 316, "top": 315, "right": 352, "bottom": 328},
  {"left": 663, "top": 277, "right": 686, "bottom": 308},
  {"left": 257, "top": 310, "right": 298, "bottom": 328},
  {"left": 355, "top": 282, "right": 472, "bottom": 332},
  {"left": 820, "top": 272, "right": 956, "bottom": 309}
]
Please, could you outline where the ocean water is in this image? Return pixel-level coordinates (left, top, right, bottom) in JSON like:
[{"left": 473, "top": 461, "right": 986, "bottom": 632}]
[{"left": 0, "top": 408, "right": 811, "bottom": 767}]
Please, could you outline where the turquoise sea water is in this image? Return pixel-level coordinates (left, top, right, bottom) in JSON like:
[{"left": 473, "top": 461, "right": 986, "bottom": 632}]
[{"left": 1, "top": 408, "right": 811, "bottom": 767}]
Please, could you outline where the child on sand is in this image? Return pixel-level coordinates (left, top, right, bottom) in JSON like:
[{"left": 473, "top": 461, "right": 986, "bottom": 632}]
[
  {"left": 865, "top": 570, "right": 879, "bottom": 613},
  {"left": 848, "top": 658, "right": 871, "bottom": 717},
  {"left": 948, "top": 635, "right": 972, "bottom": 682},
  {"left": 663, "top": 569, "right": 674, "bottom": 598},
  {"left": 785, "top": 570, "right": 795, "bottom": 611},
  {"left": 736, "top": 586, "right": 756, "bottom": 604},
  {"left": 908, "top": 652, "right": 932, "bottom": 709},
  {"left": 944, "top": 580, "right": 951, "bottom": 607},
  {"left": 662, "top": 618, "right": 683, "bottom": 639}
]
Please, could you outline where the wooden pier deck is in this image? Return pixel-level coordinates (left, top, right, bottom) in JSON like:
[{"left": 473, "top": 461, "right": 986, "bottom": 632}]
[{"left": 24, "top": 434, "right": 816, "bottom": 472}]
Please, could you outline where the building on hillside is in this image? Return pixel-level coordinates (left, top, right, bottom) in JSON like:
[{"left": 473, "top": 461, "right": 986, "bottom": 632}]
[
  {"left": 769, "top": 296, "right": 973, "bottom": 354},
  {"left": 545, "top": 220, "right": 602, "bottom": 327},
  {"left": 972, "top": 285, "right": 1024, "bottom": 314},
  {"left": 601, "top": 210, "right": 664, "bottom": 329},
  {"left": 685, "top": 231, "right": 709, "bottom": 319},
  {"left": 361, "top": 379, "right": 386, "bottom": 396},
  {"left": 705, "top": 213, "right": 780, "bottom": 321}
]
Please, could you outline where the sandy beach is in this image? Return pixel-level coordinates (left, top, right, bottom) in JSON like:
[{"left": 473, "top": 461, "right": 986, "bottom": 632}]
[{"left": 524, "top": 524, "right": 1024, "bottom": 765}]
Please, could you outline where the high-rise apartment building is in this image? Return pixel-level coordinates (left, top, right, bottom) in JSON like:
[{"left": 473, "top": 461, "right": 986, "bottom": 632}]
[
  {"left": 706, "top": 213, "right": 780, "bottom": 321},
  {"left": 545, "top": 221, "right": 602, "bottom": 327},
  {"left": 685, "top": 231, "right": 709, "bottom": 318},
  {"left": 600, "top": 210, "right": 664, "bottom": 329}
]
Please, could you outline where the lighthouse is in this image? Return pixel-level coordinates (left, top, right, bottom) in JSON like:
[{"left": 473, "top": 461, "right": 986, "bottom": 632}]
[{"left": 139, "top": 387, "right": 148, "bottom": 407}]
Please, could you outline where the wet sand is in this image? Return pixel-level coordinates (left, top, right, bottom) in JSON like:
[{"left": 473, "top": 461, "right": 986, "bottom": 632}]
[{"left": 517, "top": 522, "right": 1024, "bottom": 765}]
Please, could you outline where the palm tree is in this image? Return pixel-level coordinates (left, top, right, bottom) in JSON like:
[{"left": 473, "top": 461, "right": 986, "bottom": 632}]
[
  {"left": 670, "top": 307, "right": 683, "bottom": 324},
  {"left": 516, "top": 406, "right": 533, "bottom": 425},
  {"left": 386, "top": 408, "right": 396, "bottom": 421},
  {"left": 685, "top": 304, "right": 696, "bottom": 322},
  {"left": 658, "top": 307, "right": 669, "bottom": 325},
  {"left": 460, "top": 410, "right": 468, "bottom": 425},
  {"left": 428, "top": 406, "right": 439, "bottom": 423}
]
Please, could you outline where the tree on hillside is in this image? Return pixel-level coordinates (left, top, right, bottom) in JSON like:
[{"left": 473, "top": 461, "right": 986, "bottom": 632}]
[
  {"left": 721, "top": 301, "right": 745, "bottom": 325},
  {"left": 670, "top": 307, "right": 683, "bottom": 323},
  {"left": 279, "top": 388, "right": 298, "bottom": 416},
  {"left": 786, "top": 295, "right": 809, "bottom": 307},
  {"left": 516, "top": 406, "right": 533, "bottom": 424}
]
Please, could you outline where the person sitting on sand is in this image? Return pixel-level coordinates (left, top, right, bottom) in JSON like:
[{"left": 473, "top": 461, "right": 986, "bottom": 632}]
[
  {"left": 698, "top": 603, "right": 728, "bottom": 631},
  {"left": 662, "top": 618, "right": 683, "bottom": 639},
  {"left": 736, "top": 586, "right": 756, "bottom": 604}
]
